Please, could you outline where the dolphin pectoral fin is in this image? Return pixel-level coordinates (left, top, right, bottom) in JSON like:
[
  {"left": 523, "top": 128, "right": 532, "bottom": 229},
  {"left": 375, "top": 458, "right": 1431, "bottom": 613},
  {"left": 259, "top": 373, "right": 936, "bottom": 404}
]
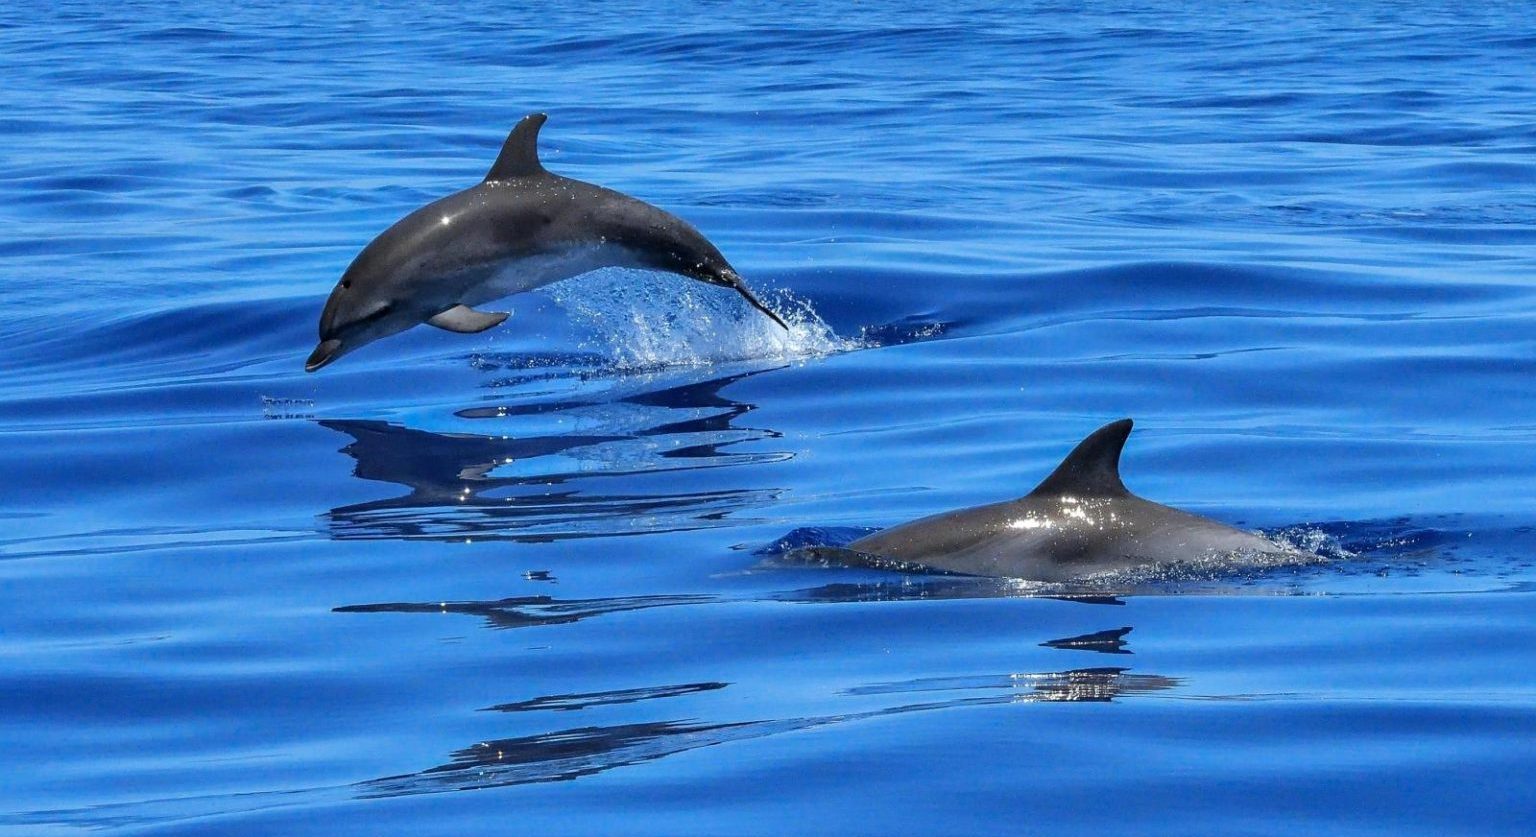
[{"left": 427, "top": 305, "right": 510, "bottom": 334}]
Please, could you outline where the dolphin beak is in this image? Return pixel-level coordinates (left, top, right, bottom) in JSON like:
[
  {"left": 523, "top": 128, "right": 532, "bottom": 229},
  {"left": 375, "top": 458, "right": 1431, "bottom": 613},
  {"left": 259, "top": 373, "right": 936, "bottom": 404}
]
[
  {"left": 305, "top": 339, "right": 343, "bottom": 372},
  {"left": 718, "top": 271, "right": 788, "bottom": 330}
]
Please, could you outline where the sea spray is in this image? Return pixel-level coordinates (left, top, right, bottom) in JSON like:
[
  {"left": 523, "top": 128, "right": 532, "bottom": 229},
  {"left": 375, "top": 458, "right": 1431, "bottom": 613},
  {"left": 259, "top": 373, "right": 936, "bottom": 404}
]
[{"left": 544, "top": 269, "right": 858, "bottom": 371}]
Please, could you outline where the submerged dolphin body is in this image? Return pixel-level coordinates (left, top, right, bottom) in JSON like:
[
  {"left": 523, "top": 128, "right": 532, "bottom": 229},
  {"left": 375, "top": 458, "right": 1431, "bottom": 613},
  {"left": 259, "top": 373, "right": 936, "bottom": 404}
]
[
  {"left": 845, "top": 419, "right": 1308, "bottom": 581},
  {"left": 306, "top": 113, "right": 786, "bottom": 371}
]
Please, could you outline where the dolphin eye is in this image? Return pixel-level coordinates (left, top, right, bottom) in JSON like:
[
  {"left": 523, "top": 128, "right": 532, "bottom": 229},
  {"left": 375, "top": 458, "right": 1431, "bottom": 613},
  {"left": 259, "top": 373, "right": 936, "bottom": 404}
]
[{"left": 341, "top": 280, "right": 352, "bottom": 289}]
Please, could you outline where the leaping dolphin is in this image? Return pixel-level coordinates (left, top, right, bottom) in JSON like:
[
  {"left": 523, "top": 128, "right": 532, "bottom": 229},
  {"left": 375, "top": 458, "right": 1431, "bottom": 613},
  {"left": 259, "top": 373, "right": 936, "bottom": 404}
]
[
  {"left": 306, "top": 113, "right": 786, "bottom": 372},
  {"left": 844, "top": 419, "right": 1313, "bottom": 581}
]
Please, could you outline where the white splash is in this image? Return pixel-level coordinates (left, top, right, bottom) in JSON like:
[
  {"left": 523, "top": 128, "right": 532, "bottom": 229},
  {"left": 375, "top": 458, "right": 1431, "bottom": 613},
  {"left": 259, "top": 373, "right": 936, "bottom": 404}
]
[
  {"left": 1267, "top": 525, "right": 1356, "bottom": 560},
  {"left": 544, "top": 269, "right": 859, "bottom": 371}
]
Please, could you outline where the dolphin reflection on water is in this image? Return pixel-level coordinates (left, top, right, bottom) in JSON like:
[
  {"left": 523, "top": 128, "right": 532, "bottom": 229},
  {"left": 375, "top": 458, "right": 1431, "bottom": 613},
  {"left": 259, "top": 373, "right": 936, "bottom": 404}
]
[
  {"left": 359, "top": 664, "right": 1180, "bottom": 798},
  {"left": 356, "top": 654, "right": 1176, "bottom": 798},
  {"left": 318, "top": 369, "right": 787, "bottom": 542},
  {"left": 332, "top": 586, "right": 1175, "bottom": 799}
]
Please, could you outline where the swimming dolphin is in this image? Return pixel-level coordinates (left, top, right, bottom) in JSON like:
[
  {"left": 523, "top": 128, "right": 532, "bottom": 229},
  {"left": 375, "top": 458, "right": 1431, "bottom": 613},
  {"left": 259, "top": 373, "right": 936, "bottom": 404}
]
[
  {"left": 845, "top": 419, "right": 1309, "bottom": 581},
  {"left": 306, "top": 113, "right": 786, "bottom": 372}
]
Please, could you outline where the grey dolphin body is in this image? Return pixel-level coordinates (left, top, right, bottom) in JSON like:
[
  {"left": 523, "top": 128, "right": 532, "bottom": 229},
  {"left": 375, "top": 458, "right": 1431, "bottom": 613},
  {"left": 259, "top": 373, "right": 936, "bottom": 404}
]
[
  {"left": 846, "top": 419, "right": 1307, "bottom": 581},
  {"left": 306, "top": 113, "right": 785, "bottom": 371}
]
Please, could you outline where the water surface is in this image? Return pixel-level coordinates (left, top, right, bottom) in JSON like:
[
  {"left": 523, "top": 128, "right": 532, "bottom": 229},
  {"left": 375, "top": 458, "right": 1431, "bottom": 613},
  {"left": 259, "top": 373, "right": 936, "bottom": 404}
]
[{"left": 3, "top": 1, "right": 1535, "bottom": 833}]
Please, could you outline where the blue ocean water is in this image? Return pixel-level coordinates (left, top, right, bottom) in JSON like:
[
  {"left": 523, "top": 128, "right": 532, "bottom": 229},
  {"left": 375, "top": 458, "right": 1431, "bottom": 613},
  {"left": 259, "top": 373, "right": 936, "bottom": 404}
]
[{"left": 4, "top": 0, "right": 1536, "bottom": 833}]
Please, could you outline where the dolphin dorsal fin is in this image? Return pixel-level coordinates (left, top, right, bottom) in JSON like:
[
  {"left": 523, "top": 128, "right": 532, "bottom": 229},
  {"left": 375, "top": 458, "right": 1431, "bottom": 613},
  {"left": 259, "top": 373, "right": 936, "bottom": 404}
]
[
  {"left": 484, "top": 112, "right": 548, "bottom": 181},
  {"left": 1026, "top": 419, "right": 1134, "bottom": 498}
]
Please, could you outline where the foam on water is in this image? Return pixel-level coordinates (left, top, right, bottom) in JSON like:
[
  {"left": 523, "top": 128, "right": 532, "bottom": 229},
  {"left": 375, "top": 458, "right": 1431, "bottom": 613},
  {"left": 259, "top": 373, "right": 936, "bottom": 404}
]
[{"left": 544, "top": 269, "right": 857, "bottom": 371}]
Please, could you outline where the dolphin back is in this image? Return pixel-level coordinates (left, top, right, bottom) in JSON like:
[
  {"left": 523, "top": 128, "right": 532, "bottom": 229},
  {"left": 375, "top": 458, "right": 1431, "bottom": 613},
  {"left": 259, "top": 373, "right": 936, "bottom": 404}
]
[{"left": 846, "top": 419, "right": 1305, "bottom": 581}]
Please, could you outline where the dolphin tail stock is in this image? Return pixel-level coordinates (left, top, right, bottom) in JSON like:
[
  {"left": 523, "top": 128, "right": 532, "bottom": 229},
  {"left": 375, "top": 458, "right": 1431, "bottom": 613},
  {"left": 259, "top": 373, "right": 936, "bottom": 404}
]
[{"left": 718, "top": 271, "right": 789, "bottom": 330}]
